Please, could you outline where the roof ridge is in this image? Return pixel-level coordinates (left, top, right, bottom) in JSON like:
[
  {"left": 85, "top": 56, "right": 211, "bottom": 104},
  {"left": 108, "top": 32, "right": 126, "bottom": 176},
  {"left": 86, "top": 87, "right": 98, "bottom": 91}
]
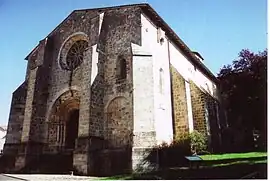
[{"left": 74, "top": 3, "right": 149, "bottom": 12}]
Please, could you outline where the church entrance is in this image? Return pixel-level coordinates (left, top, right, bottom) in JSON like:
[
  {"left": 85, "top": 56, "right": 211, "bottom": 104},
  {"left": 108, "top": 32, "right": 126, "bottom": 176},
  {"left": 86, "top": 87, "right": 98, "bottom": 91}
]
[
  {"left": 47, "top": 90, "right": 80, "bottom": 152},
  {"left": 65, "top": 109, "right": 79, "bottom": 150},
  {"left": 44, "top": 90, "right": 81, "bottom": 173}
]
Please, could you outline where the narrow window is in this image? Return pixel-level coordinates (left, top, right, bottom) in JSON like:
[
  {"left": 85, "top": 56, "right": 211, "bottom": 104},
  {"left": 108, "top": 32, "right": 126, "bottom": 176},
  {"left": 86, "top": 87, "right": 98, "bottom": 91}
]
[
  {"left": 117, "top": 57, "right": 127, "bottom": 81},
  {"left": 159, "top": 68, "right": 164, "bottom": 94}
]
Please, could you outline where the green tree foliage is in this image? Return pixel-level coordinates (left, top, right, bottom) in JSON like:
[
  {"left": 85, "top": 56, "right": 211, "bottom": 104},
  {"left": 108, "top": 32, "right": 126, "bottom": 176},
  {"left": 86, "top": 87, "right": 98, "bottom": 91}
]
[{"left": 218, "top": 49, "right": 267, "bottom": 150}]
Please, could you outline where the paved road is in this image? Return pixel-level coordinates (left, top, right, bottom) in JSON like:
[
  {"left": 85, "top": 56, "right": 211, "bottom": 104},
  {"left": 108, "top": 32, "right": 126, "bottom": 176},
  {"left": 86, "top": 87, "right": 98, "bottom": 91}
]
[
  {"left": 0, "top": 174, "right": 97, "bottom": 181},
  {"left": 0, "top": 175, "right": 24, "bottom": 180}
]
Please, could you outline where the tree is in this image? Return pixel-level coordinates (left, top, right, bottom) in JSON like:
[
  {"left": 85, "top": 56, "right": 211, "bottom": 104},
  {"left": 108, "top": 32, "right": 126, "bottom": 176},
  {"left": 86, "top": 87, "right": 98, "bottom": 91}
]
[{"left": 218, "top": 49, "right": 267, "bottom": 151}]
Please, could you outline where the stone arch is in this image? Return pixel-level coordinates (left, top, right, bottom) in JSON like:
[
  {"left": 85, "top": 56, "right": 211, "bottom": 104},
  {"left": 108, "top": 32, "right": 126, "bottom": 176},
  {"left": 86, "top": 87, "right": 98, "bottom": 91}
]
[
  {"left": 57, "top": 32, "right": 89, "bottom": 71},
  {"left": 45, "top": 86, "right": 81, "bottom": 123},
  {"left": 46, "top": 90, "right": 80, "bottom": 151},
  {"left": 105, "top": 96, "right": 132, "bottom": 148}
]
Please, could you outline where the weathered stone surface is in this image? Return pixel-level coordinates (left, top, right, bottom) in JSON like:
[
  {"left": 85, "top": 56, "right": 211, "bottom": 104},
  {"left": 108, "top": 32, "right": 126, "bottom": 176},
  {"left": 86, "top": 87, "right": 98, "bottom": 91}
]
[
  {"left": 190, "top": 81, "right": 221, "bottom": 150},
  {"left": 190, "top": 82, "right": 208, "bottom": 135},
  {"left": 106, "top": 97, "right": 132, "bottom": 147},
  {"left": 170, "top": 65, "right": 189, "bottom": 140},
  {"left": 4, "top": 82, "right": 27, "bottom": 149},
  {"left": 4, "top": 4, "right": 222, "bottom": 176},
  {"left": 132, "top": 147, "right": 157, "bottom": 172}
]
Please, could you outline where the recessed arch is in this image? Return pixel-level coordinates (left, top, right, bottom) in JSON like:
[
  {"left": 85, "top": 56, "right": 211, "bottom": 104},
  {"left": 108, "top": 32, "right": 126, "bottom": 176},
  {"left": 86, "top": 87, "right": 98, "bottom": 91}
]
[
  {"left": 48, "top": 90, "right": 80, "bottom": 122},
  {"left": 105, "top": 96, "right": 131, "bottom": 148},
  {"left": 46, "top": 90, "right": 80, "bottom": 149},
  {"left": 45, "top": 86, "right": 81, "bottom": 123},
  {"left": 106, "top": 96, "right": 128, "bottom": 121}
]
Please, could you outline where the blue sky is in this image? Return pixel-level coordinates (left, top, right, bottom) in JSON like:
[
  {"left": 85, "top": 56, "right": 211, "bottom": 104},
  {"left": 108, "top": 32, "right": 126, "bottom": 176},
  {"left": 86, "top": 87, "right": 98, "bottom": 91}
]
[{"left": 0, "top": 0, "right": 267, "bottom": 125}]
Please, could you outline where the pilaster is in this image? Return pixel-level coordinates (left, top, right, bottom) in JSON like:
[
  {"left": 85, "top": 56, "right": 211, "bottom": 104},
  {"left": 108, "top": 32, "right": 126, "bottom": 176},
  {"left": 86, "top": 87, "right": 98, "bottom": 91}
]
[
  {"left": 73, "top": 45, "right": 93, "bottom": 175},
  {"left": 131, "top": 43, "right": 157, "bottom": 172}
]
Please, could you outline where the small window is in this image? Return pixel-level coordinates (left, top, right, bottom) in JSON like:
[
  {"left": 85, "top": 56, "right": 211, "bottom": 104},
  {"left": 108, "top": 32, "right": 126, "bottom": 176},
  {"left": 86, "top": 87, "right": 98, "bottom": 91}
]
[
  {"left": 160, "top": 38, "right": 165, "bottom": 45},
  {"left": 159, "top": 68, "right": 164, "bottom": 94},
  {"left": 117, "top": 57, "right": 127, "bottom": 81}
]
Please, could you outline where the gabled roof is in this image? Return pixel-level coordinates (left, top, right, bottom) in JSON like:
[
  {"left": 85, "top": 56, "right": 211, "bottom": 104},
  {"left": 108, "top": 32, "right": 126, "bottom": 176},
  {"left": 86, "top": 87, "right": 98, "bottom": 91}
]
[{"left": 25, "top": 3, "right": 218, "bottom": 83}]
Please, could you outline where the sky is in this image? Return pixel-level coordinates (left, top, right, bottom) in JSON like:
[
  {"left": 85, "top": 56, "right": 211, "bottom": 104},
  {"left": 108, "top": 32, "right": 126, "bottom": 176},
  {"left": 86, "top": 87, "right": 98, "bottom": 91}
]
[{"left": 0, "top": 0, "right": 267, "bottom": 125}]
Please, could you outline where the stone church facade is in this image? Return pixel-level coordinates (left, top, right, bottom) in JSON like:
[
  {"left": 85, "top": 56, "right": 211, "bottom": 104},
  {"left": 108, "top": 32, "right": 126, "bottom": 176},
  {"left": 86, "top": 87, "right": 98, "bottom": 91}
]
[{"left": 3, "top": 3, "right": 226, "bottom": 176}]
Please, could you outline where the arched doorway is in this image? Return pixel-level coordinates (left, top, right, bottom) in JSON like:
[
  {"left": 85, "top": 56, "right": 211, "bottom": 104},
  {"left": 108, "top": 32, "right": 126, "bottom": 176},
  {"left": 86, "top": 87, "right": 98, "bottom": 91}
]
[
  {"left": 65, "top": 109, "right": 79, "bottom": 150},
  {"left": 47, "top": 90, "right": 80, "bottom": 152}
]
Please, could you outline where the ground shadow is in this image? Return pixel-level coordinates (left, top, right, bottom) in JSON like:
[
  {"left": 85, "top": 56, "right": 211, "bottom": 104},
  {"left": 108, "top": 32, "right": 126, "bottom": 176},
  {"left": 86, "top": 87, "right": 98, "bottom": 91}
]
[
  {"left": 10, "top": 153, "right": 75, "bottom": 174},
  {"left": 130, "top": 162, "right": 267, "bottom": 179},
  {"left": 142, "top": 139, "right": 192, "bottom": 170},
  {"left": 134, "top": 140, "right": 267, "bottom": 179}
]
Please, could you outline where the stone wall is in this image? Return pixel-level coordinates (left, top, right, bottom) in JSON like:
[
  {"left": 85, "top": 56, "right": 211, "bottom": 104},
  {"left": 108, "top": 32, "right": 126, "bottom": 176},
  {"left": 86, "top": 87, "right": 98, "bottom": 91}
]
[
  {"left": 190, "top": 82, "right": 208, "bottom": 135},
  {"left": 190, "top": 81, "right": 221, "bottom": 151},
  {"left": 40, "top": 6, "right": 141, "bottom": 175},
  {"left": 38, "top": 11, "right": 101, "bottom": 175},
  {"left": 28, "top": 36, "right": 54, "bottom": 144},
  {"left": 5, "top": 4, "right": 223, "bottom": 175},
  {"left": 170, "top": 64, "right": 189, "bottom": 140},
  {"left": 4, "top": 82, "right": 27, "bottom": 155},
  {"left": 96, "top": 6, "right": 141, "bottom": 174},
  {"left": 13, "top": 6, "right": 142, "bottom": 175},
  {"left": 89, "top": 74, "right": 104, "bottom": 138},
  {"left": 106, "top": 97, "right": 132, "bottom": 147}
]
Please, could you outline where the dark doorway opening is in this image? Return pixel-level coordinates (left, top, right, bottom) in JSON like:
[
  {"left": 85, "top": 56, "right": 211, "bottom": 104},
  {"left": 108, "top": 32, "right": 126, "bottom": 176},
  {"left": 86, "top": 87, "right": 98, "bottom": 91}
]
[{"left": 65, "top": 109, "right": 79, "bottom": 149}]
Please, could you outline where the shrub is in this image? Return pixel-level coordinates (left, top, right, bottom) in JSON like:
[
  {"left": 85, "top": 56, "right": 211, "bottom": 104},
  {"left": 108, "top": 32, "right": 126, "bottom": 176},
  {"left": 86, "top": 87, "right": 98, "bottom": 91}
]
[
  {"left": 189, "top": 130, "right": 207, "bottom": 155},
  {"left": 143, "top": 131, "right": 208, "bottom": 168}
]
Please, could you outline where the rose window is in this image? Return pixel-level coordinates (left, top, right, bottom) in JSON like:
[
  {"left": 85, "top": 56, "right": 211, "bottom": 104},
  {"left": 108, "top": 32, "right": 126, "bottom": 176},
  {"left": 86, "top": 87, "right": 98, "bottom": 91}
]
[{"left": 61, "top": 40, "right": 88, "bottom": 70}]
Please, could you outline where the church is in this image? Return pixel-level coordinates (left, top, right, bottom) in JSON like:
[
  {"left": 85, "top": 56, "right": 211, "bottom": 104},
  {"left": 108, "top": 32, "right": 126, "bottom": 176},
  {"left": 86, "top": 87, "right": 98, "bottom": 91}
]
[{"left": 3, "top": 3, "right": 226, "bottom": 176}]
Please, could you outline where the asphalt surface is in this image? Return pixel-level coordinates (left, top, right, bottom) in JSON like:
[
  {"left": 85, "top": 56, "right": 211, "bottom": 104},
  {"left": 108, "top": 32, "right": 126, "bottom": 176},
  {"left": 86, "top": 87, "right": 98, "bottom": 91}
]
[
  {"left": 0, "top": 174, "right": 97, "bottom": 181},
  {"left": 0, "top": 175, "right": 24, "bottom": 180}
]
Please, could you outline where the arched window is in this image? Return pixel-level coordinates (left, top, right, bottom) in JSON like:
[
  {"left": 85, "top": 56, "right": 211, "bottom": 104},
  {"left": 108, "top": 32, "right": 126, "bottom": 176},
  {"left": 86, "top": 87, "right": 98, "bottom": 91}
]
[
  {"left": 159, "top": 68, "right": 164, "bottom": 94},
  {"left": 117, "top": 57, "right": 127, "bottom": 81}
]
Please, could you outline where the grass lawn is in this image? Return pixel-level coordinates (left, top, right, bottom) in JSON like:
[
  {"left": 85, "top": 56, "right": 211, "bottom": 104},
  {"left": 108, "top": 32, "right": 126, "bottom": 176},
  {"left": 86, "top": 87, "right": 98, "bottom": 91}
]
[
  {"left": 199, "top": 152, "right": 267, "bottom": 161},
  {"left": 95, "top": 152, "right": 267, "bottom": 180}
]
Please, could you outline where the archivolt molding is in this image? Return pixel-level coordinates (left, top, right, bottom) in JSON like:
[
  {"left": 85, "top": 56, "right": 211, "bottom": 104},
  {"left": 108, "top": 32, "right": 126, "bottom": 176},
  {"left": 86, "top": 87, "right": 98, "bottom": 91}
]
[
  {"left": 45, "top": 86, "right": 81, "bottom": 122},
  {"left": 57, "top": 32, "right": 89, "bottom": 71}
]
